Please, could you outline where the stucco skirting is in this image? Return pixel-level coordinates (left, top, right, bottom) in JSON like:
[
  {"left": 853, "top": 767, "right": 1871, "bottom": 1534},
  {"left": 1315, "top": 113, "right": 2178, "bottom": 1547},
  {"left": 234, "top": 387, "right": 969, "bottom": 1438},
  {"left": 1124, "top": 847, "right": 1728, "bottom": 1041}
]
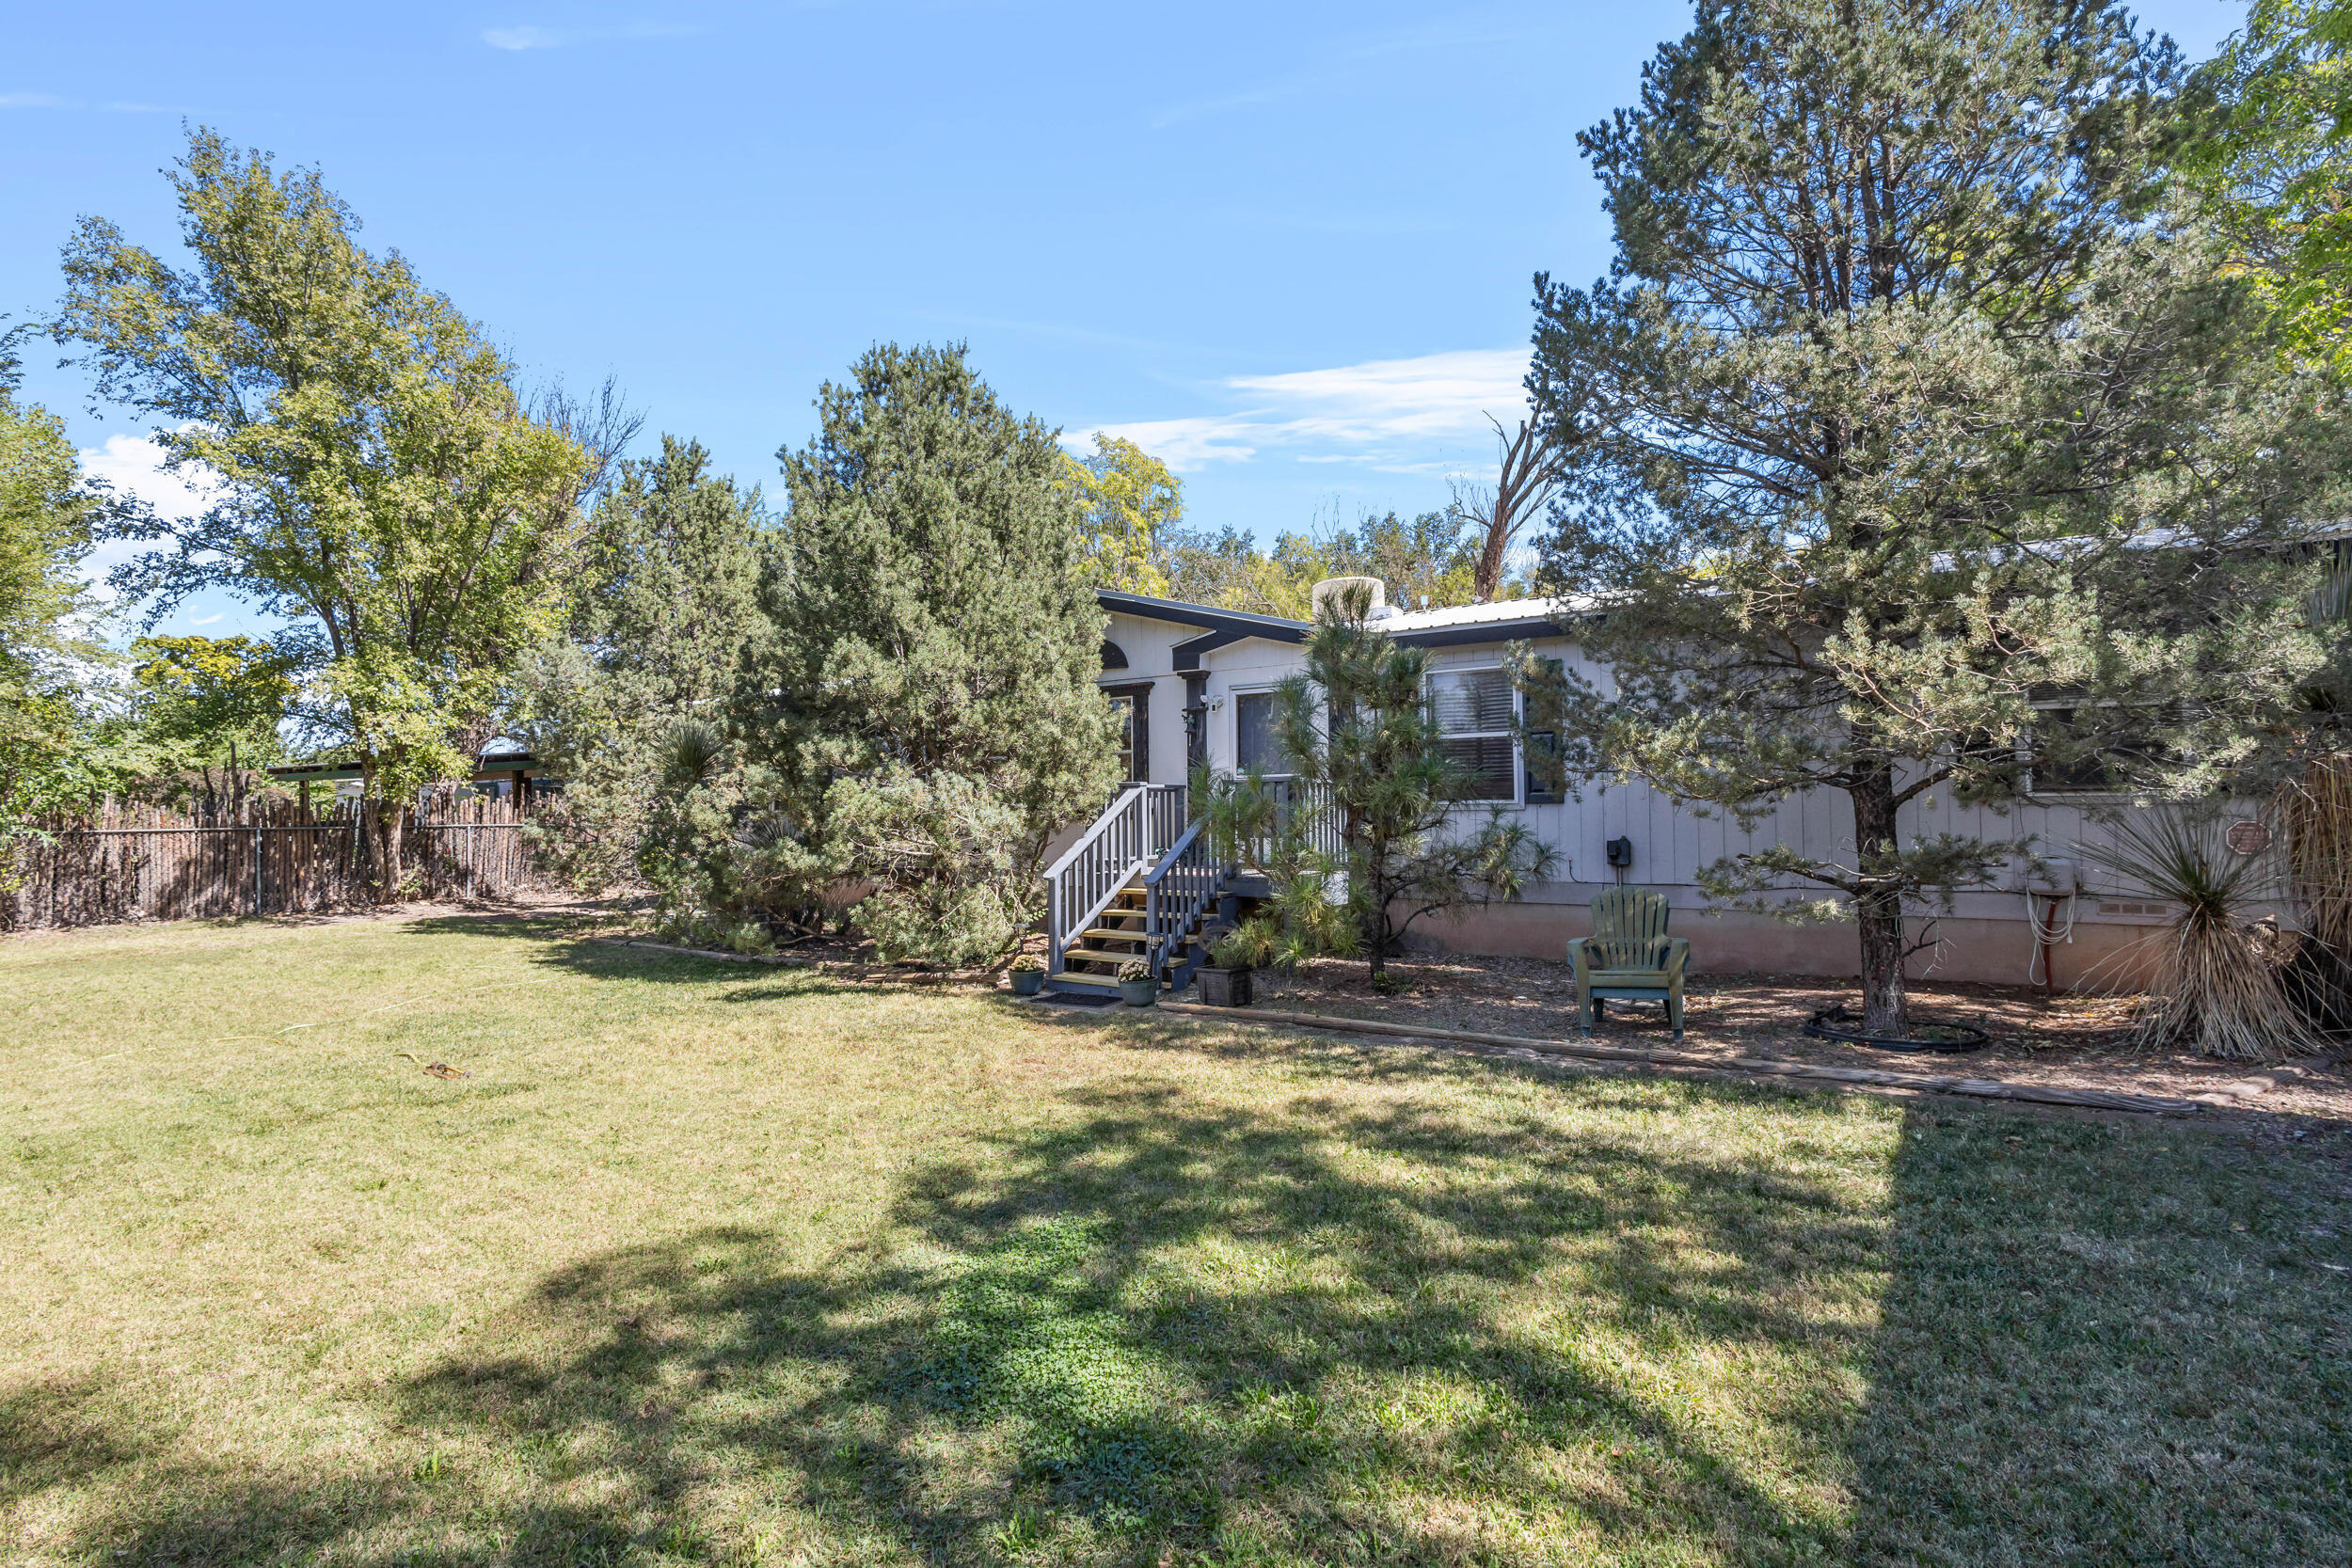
[{"left": 1399, "top": 895, "right": 2162, "bottom": 992}]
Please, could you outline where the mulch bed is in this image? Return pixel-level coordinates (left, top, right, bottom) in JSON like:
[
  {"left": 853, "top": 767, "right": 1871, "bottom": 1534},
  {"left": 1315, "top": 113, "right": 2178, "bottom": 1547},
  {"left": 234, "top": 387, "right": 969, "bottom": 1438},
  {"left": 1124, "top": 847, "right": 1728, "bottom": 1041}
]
[{"left": 1236, "top": 953, "right": 2352, "bottom": 1125}]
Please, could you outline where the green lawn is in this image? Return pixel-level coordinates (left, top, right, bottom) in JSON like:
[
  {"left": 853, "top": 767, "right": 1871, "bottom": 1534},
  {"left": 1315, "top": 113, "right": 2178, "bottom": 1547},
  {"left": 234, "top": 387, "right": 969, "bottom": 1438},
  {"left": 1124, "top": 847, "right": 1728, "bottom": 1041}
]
[{"left": 3, "top": 914, "right": 2346, "bottom": 1567}]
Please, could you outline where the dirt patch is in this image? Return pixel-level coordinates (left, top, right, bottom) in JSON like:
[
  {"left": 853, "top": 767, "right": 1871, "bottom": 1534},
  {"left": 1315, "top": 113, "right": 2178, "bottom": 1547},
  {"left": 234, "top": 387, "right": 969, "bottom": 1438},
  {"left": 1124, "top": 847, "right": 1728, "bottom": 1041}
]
[{"left": 1235, "top": 954, "right": 2352, "bottom": 1124}]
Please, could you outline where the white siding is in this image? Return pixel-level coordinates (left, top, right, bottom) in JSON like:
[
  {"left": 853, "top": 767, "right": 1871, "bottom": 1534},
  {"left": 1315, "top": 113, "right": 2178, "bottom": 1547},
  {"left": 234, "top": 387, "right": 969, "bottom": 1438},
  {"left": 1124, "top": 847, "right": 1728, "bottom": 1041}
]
[{"left": 1193, "top": 628, "right": 2268, "bottom": 933}]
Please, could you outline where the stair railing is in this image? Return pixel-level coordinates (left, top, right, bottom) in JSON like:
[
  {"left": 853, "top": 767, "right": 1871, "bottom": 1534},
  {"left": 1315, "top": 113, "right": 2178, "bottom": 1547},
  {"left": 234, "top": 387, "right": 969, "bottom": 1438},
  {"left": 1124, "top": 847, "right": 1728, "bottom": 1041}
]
[
  {"left": 1142, "top": 817, "right": 1228, "bottom": 986},
  {"left": 1250, "top": 777, "right": 1343, "bottom": 868},
  {"left": 1043, "top": 783, "right": 1193, "bottom": 978}
]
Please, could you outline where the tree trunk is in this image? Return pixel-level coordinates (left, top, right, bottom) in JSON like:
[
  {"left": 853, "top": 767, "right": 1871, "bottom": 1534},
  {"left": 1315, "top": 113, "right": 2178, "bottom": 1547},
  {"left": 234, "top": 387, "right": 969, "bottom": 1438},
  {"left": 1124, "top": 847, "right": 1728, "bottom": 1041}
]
[
  {"left": 1473, "top": 523, "right": 1509, "bottom": 605},
  {"left": 379, "top": 806, "right": 406, "bottom": 903},
  {"left": 360, "top": 756, "right": 405, "bottom": 902},
  {"left": 1851, "top": 764, "right": 1911, "bottom": 1038}
]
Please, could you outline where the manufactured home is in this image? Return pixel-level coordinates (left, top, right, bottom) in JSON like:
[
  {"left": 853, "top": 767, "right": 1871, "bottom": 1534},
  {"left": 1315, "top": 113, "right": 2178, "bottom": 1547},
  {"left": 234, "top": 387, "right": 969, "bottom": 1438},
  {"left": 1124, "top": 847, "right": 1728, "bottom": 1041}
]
[{"left": 1050, "top": 579, "right": 2208, "bottom": 997}]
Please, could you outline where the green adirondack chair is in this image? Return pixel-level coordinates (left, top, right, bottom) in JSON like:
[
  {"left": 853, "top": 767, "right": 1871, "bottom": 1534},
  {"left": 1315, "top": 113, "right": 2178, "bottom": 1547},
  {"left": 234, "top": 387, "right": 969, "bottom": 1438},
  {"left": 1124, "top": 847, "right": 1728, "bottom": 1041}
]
[{"left": 1566, "top": 888, "right": 1690, "bottom": 1040}]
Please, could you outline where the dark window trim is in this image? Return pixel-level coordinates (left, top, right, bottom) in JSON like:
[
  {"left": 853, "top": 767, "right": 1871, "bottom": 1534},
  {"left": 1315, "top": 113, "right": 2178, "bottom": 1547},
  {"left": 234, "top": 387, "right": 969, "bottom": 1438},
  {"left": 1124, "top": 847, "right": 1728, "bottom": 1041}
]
[{"left": 1102, "top": 680, "right": 1154, "bottom": 784}]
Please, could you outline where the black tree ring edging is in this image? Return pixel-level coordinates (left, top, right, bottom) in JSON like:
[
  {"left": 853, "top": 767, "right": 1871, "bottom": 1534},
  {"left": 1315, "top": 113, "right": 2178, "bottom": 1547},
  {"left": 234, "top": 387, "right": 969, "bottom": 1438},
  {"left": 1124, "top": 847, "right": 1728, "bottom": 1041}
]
[{"left": 1804, "top": 1005, "right": 1990, "bottom": 1054}]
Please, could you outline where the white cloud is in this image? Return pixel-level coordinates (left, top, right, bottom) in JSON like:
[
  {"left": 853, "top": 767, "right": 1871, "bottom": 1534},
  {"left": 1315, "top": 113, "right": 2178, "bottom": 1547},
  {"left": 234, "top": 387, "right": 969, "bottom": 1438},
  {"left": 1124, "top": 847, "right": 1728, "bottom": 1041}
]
[
  {"left": 80, "top": 434, "right": 218, "bottom": 523},
  {"left": 1, "top": 91, "right": 171, "bottom": 112},
  {"left": 482, "top": 24, "right": 562, "bottom": 49},
  {"left": 482, "top": 21, "right": 697, "bottom": 50},
  {"left": 1069, "top": 348, "right": 1532, "bottom": 474},
  {"left": 76, "top": 434, "right": 226, "bottom": 595}
]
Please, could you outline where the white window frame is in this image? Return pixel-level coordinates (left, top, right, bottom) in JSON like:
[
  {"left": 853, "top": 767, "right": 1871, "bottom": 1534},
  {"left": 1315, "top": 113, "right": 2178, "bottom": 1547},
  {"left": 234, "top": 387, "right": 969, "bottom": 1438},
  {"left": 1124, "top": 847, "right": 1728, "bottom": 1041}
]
[{"left": 1425, "top": 663, "right": 1522, "bottom": 807}]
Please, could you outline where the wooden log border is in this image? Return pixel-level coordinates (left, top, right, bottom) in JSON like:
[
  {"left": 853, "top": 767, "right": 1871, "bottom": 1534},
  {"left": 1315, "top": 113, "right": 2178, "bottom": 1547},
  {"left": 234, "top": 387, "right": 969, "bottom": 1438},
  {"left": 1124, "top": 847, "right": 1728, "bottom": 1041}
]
[
  {"left": 580, "top": 936, "right": 2282, "bottom": 1117},
  {"left": 1142, "top": 1000, "right": 2255, "bottom": 1116}
]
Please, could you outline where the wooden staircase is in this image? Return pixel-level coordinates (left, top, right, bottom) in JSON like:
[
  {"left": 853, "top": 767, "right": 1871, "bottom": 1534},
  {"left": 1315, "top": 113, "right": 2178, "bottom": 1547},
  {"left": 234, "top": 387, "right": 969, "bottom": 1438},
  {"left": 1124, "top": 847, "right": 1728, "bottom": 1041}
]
[{"left": 1050, "top": 876, "right": 1224, "bottom": 994}]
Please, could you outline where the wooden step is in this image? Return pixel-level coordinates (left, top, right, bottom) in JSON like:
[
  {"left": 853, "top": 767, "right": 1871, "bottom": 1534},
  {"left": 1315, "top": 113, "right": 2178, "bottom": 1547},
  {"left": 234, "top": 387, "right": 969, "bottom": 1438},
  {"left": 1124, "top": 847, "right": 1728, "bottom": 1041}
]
[
  {"left": 1080, "top": 927, "right": 1150, "bottom": 943},
  {"left": 1048, "top": 970, "right": 1122, "bottom": 989}
]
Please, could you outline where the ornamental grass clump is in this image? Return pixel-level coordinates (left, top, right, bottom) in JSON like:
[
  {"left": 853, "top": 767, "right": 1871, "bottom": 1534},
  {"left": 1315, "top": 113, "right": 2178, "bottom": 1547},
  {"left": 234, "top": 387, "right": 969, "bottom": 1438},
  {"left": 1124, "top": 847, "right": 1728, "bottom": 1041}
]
[{"left": 2078, "top": 811, "right": 2327, "bottom": 1060}]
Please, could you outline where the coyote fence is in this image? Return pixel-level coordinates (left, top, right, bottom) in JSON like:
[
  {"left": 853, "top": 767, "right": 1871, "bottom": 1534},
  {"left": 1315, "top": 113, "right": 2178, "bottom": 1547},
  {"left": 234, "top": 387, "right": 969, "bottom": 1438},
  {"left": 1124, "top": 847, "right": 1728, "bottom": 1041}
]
[{"left": 3, "top": 796, "right": 548, "bottom": 931}]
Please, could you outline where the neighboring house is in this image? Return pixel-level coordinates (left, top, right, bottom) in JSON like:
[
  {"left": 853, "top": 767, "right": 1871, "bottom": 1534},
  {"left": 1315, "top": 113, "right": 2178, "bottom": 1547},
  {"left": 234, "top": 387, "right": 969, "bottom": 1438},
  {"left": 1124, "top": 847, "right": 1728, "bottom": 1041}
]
[
  {"left": 267, "top": 741, "right": 564, "bottom": 810},
  {"left": 1084, "top": 582, "right": 2197, "bottom": 994}
]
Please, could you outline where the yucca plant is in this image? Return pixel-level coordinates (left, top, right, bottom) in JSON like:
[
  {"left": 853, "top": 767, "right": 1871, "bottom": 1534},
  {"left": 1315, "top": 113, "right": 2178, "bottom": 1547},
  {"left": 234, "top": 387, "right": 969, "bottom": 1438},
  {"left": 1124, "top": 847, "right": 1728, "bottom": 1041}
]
[{"left": 2077, "top": 810, "right": 2327, "bottom": 1060}]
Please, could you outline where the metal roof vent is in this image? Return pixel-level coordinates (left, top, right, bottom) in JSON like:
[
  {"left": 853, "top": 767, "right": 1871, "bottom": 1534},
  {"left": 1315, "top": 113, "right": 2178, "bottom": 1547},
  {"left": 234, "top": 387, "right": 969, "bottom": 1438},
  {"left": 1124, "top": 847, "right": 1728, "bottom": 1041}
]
[{"left": 1310, "top": 576, "right": 1392, "bottom": 621}]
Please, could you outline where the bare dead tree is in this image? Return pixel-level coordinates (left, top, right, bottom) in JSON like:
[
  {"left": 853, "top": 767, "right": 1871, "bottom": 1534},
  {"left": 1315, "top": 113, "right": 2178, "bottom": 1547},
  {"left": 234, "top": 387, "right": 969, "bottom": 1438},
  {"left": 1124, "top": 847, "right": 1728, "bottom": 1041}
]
[
  {"left": 530, "top": 373, "right": 645, "bottom": 506},
  {"left": 1451, "top": 414, "right": 1567, "bottom": 602}
]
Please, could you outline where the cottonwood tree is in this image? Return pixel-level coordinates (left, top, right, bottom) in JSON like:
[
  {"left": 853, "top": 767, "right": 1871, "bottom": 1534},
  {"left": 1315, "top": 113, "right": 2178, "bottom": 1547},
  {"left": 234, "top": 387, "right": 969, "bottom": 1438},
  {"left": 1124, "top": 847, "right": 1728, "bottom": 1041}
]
[
  {"left": 696, "top": 343, "right": 1122, "bottom": 963},
  {"left": 1065, "top": 433, "right": 1181, "bottom": 596},
  {"left": 128, "top": 635, "right": 299, "bottom": 813},
  {"left": 2192, "top": 0, "right": 2352, "bottom": 372},
  {"left": 0, "top": 331, "right": 125, "bottom": 838},
  {"left": 1517, "top": 0, "right": 2347, "bottom": 1036},
  {"left": 56, "top": 130, "right": 615, "bottom": 890},
  {"left": 1163, "top": 510, "right": 1480, "bottom": 616}
]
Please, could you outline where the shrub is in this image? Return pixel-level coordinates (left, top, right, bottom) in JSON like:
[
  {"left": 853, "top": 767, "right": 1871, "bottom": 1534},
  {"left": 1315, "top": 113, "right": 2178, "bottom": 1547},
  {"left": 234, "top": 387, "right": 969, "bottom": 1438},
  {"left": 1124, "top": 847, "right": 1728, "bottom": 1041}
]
[
  {"left": 2078, "top": 810, "right": 2326, "bottom": 1059},
  {"left": 1210, "top": 920, "right": 1276, "bottom": 971}
]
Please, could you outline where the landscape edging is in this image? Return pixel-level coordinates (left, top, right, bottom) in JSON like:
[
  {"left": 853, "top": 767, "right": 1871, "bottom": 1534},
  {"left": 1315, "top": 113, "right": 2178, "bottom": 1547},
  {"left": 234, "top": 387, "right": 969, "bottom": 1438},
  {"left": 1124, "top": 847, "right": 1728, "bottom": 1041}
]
[{"left": 1147, "top": 999, "right": 2230, "bottom": 1116}]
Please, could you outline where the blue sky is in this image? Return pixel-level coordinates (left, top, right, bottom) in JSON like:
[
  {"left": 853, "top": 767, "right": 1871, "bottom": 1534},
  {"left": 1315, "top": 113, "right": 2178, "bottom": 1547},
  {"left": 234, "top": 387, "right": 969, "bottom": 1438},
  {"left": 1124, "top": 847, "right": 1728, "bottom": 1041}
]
[{"left": 3, "top": 1, "right": 2247, "bottom": 639}]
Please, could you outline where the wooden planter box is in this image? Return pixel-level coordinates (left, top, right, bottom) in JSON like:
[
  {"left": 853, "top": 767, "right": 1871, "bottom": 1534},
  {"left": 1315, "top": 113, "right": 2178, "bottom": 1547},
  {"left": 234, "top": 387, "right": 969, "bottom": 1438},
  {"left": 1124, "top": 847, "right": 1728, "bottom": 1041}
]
[{"left": 1198, "top": 966, "right": 1254, "bottom": 1007}]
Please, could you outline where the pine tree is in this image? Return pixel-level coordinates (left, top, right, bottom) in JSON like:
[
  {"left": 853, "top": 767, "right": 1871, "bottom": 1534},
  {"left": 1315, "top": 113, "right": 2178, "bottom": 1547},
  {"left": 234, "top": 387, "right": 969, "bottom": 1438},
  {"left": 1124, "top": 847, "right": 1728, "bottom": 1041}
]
[
  {"left": 1520, "top": 0, "right": 2348, "bottom": 1036},
  {"left": 517, "top": 436, "right": 767, "bottom": 889},
  {"left": 1273, "top": 589, "right": 1556, "bottom": 988},
  {"left": 721, "top": 343, "right": 1122, "bottom": 964}
]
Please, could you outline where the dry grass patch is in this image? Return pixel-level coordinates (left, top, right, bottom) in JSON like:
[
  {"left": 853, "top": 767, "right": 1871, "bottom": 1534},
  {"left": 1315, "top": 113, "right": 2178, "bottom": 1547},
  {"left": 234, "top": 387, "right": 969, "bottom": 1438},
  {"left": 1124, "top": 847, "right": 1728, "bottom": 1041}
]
[{"left": 2, "top": 912, "right": 2346, "bottom": 1565}]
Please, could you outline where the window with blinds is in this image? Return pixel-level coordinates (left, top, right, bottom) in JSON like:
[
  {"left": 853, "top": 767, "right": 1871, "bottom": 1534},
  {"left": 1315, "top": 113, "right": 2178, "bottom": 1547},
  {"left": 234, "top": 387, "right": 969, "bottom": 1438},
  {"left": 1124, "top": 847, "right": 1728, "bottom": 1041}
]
[{"left": 1428, "top": 668, "right": 1518, "bottom": 801}]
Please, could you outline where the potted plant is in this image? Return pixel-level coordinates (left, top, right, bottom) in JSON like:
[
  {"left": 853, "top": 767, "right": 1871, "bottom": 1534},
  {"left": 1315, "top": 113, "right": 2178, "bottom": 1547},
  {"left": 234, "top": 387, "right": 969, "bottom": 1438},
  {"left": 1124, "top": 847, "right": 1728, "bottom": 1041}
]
[
  {"left": 1198, "top": 922, "right": 1271, "bottom": 1007},
  {"left": 1117, "top": 958, "right": 1157, "bottom": 1006},
  {"left": 1009, "top": 954, "right": 1046, "bottom": 996}
]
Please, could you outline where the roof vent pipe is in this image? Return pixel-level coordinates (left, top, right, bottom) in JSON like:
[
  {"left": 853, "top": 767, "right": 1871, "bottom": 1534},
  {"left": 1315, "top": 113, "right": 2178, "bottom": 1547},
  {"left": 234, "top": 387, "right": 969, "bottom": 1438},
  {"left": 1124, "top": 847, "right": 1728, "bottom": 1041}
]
[{"left": 1310, "top": 576, "right": 1393, "bottom": 621}]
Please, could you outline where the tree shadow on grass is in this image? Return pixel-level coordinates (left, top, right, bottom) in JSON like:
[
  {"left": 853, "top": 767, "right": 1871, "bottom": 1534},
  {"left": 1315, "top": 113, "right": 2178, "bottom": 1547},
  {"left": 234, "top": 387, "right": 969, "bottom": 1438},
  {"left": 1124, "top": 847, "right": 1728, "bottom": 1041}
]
[
  {"left": 10, "top": 1066, "right": 1895, "bottom": 1565},
  {"left": 388, "top": 1073, "right": 1887, "bottom": 1563},
  {"left": 397, "top": 910, "right": 972, "bottom": 1007},
  {"left": 18, "top": 1047, "right": 2344, "bottom": 1565}
]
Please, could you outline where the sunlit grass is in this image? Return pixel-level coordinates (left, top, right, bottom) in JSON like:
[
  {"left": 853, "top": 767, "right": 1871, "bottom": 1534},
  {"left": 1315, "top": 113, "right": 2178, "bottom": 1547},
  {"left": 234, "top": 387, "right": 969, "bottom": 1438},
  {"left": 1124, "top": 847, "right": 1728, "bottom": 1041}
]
[{"left": 2, "top": 913, "right": 2345, "bottom": 1565}]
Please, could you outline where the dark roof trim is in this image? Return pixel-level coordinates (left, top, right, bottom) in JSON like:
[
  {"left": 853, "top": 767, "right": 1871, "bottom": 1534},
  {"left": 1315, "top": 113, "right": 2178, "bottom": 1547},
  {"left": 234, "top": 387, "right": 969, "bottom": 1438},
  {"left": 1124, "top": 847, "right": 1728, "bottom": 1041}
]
[
  {"left": 1172, "top": 627, "right": 1255, "bottom": 671},
  {"left": 1388, "top": 616, "right": 1571, "bottom": 648},
  {"left": 269, "top": 752, "right": 543, "bottom": 780},
  {"left": 1098, "top": 589, "right": 1309, "bottom": 641}
]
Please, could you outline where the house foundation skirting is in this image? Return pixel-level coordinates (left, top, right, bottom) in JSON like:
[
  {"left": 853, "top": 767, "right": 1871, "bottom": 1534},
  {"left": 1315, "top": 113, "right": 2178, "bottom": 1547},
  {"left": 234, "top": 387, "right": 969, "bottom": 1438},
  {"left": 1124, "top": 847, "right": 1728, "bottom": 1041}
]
[{"left": 1398, "top": 893, "right": 2163, "bottom": 992}]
